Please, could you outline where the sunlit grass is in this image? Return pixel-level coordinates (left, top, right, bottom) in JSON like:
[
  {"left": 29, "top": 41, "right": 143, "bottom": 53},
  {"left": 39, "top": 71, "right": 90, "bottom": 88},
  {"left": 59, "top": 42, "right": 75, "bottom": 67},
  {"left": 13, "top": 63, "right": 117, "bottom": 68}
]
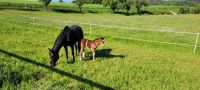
[{"left": 0, "top": 10, "right": 200, "bottom": 89}]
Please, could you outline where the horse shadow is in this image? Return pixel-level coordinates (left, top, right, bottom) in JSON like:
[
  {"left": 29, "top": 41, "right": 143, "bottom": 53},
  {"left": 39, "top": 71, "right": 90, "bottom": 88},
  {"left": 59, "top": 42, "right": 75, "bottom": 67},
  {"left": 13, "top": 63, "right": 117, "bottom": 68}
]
[
  {"left": 85, "top": 48, "right": 125, "bottom": 60},
  {"left": 0, "top": 49, "right": 114, "bottom": 90}
]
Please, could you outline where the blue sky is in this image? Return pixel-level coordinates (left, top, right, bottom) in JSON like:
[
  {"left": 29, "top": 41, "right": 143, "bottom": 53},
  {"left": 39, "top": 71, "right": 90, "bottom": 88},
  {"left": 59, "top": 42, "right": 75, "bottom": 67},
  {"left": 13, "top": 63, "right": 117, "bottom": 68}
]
[{"left": 52, "top": 0, "right": 73, "bottom": 2}]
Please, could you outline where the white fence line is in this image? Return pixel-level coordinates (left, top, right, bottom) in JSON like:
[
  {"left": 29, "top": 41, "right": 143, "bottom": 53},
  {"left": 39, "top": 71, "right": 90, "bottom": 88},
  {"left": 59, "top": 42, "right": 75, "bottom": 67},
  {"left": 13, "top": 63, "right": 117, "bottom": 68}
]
[
  {"left": 193, "top": 33, "right": 200, "bottom": 54},
  {"left": 112, "top": 36, "right": 195, "bottom": 47},
  {"left": 23, "top": 21, "right": 198, "bottom": 48},
  {"left": 0, "top": 12, "right": 197, "bottom": 35},
  {"left": 0, "top": 12, "right": 199, "bottom": 53}
]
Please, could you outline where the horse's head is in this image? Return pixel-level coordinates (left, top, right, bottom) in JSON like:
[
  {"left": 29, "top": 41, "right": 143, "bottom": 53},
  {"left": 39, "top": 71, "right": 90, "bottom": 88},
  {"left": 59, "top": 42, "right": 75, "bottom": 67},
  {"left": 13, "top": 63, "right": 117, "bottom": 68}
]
[
  {"left": 48, "top": 48, "right": 59, "bottom": 67},
  {"left": 98, "top": 37, "right": 104, "bottom": 47}
]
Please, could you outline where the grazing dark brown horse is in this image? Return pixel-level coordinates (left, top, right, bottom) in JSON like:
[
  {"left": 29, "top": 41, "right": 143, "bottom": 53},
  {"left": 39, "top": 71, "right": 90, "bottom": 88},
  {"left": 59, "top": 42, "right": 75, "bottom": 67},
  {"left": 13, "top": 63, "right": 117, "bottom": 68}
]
[
  {"left": 49, "top": 25, "right": 83, "bottom": 67},
  {"left": 80, "top": 37, "right": 104, "bottom": 61}
]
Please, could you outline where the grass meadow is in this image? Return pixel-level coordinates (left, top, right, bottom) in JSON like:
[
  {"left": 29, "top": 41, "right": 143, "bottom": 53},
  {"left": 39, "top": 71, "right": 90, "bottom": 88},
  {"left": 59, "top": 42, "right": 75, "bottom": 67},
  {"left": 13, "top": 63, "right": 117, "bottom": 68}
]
[{"left": 1, "top": 9, "right": 200, "bottom": 89}]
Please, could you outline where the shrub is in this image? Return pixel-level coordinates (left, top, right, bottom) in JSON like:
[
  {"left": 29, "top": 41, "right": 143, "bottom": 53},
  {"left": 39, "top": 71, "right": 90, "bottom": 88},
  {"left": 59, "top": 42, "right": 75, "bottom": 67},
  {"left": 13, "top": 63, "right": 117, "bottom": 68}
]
[
  {"left": 193, "top": 7, "right": 200, "bottom": 14},
  {"left": 178, "top": 7, "right": 192, "bottom": 14},
  {"left": 179, "top": 6, "right": 200, "bottom": 14}
]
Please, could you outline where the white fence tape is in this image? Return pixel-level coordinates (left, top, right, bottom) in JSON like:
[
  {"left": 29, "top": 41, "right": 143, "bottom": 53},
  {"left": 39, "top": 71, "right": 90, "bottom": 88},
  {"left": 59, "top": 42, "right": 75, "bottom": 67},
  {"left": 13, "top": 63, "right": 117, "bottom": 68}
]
[{"left": 193, "top": 33, "right": 200, "bottom": 53}]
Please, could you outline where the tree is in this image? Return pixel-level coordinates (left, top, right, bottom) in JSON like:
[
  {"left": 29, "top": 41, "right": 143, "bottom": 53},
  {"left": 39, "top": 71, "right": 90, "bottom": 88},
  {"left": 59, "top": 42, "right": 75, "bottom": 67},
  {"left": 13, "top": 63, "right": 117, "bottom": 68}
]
[
  {"left": 88, "top": 0, "right": 102, "bottom": 4},
  {"left": 102, "top": 0, "right": 118, "bottom": 13},
  {"left": 39, "top": 0, "right": 51, "bottom": 10},
  {"left": 59, "top": 0, "right": 64, "bottom": 2},
  {"left": 134, "top": 0, "right": 149, "bottom": 14},
  {"left": 123, "top": 0, "right": 134, "bottom": 14},
  {"left": 74, "top": 0, "right": 88, "bottom": 13}
]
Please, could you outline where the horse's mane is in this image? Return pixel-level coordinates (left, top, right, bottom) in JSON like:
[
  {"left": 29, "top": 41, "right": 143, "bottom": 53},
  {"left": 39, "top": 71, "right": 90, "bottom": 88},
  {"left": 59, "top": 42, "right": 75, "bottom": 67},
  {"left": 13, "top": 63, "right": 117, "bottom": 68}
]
[
  {"left": 52, "top": 26, "right": 69, "bottom": 52},
  {"left": 56, "top": 26, "right": 68, "bottom": 41}
]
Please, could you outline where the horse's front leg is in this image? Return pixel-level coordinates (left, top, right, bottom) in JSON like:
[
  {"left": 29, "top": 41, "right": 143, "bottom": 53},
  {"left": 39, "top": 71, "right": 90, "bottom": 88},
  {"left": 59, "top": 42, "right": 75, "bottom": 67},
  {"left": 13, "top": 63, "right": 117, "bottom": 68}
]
[
  {"left": 63, "top": 45, "right": 68, "bottom": 60},
  {"left": 70, "top": 45, "right": 75, "bottom": 62}
]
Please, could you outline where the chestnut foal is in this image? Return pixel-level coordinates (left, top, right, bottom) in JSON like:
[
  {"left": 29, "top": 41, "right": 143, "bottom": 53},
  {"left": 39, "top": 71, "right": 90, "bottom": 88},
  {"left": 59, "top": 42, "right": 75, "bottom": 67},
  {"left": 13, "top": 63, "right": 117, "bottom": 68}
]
[{"left": 80, "top": 37, "right": 104, "bottom": 61}]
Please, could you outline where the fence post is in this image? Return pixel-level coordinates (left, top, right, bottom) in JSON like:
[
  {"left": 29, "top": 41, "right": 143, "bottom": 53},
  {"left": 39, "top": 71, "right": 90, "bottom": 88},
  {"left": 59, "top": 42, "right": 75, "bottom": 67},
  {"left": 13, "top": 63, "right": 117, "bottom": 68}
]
[
  {"left": 32, "top": 4, "right": 34, "bottom": 10},
  {"left": 90, "top": 24, "right": 92, "bottom": 37},
  {"left": 193, "top": 33, "right": 199, "bottom": 54}
]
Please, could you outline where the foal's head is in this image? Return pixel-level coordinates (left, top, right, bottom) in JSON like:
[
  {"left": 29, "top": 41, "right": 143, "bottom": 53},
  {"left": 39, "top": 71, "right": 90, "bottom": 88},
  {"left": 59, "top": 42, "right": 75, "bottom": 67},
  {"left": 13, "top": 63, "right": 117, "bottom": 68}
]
[
  {"left": 95, "top": 37, "right": 104, "bottom": 46},
  {"left": 48, "top": 48, "right": 59, "bottom": 67}
]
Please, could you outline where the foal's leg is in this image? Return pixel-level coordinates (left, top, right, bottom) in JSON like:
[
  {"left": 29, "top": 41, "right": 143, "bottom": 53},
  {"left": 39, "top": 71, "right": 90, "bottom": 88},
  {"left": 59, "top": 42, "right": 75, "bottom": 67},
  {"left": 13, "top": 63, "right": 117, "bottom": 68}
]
[
  {"left": 63, "top": 45, "right": 68, "bottom": 60},
  {"left": 92, "top": 48, "right": 96, "bottom": 61},
  {"left": 70, "top": 45, "right": 75, "bottom": 62},
  {"left": 79, "top": 46, "right": 84, "bottom": 61},
  {"left": 83, "top": 51, "right": 85, "bottom": 58}
]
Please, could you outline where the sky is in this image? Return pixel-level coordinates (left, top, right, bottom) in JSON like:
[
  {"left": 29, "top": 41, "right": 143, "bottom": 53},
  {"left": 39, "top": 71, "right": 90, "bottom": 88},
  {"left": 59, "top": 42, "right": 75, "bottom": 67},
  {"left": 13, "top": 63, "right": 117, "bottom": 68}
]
[{"left": 52, "top": 0, "right": 73, "bottom": 2}]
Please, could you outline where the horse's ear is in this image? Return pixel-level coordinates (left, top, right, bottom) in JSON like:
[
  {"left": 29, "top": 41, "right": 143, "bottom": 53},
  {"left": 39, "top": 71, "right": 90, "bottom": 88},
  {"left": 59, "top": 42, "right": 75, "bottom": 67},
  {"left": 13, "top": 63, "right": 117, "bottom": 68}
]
[
  {"left": 48, "top": 48, "right": 52, "bottom": 53},
  {"left": 64, "top": 26, "right": 69, "bottom": 30}
]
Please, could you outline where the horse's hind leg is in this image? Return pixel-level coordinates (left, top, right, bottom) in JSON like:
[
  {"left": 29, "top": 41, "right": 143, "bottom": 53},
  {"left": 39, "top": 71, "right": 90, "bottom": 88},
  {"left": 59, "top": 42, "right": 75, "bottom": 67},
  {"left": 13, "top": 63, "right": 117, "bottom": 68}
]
[
  {"left": 71, "top": 45, "right": 75, "bottom": 62},
  {"left": 78, "top": 41, "right": 81, "bottom": 54},
  {"left": 64, "top": 45, "right": 68, "bottom": 60},
  {"left": 75, "top": 42, "right": 78, "bottom": 56}
]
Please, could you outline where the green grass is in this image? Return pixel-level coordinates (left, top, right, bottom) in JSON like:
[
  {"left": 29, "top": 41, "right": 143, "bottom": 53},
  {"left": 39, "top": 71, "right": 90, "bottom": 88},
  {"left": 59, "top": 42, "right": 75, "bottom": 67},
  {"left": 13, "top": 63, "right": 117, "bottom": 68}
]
[{"left": 1, "top": 10, "right": 200, "bottom": 89}]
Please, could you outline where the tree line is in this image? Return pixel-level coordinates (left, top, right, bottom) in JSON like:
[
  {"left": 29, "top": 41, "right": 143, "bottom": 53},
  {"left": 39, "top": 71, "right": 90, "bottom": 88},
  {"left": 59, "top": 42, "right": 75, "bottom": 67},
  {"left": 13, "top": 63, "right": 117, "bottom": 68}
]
[
  {"left": 40, "top": 0, "right": 149, "bottom": 14},
  {"left": 39, "top": 0, "right": 200, "bottom": 14}
]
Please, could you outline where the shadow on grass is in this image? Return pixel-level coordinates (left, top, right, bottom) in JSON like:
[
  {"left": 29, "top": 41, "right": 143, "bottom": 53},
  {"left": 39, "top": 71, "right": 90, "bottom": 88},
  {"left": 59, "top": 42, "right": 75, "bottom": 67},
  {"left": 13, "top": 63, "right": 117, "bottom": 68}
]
[
  {"left": 0, "top": 7, "right": 40, "bottom": 12},
  {"left": 84, "top": 48, "right": 125, "bottom": 60},
  {"left": 88, "top": 10, "right": 98, "bottom": 14},
  {"left": 114, "top": 10, "right": 153, "bottom": 16},
  {"left": 0, "top": 49, "right": 114, "bottom": 90},
  {"left": 53, "top": 8, "right": 81, "bottom": 14},
  {"left": 140, "top": 10, "right": 154, "bottom": 15},
  {"left": 14, "top": 8, "right": 40, "bottom": 12},
  {"left": 0, "top": 8, "right": 5, "bottom": 10},
  {"left": 114, "top": 11, "right": 136, "bottom": 16},
  {"left": 96, "top": 49, "right": 125, "bottom": 58},
  {"left": 53, "top": 8, "right": 98, "bottom": 14}
]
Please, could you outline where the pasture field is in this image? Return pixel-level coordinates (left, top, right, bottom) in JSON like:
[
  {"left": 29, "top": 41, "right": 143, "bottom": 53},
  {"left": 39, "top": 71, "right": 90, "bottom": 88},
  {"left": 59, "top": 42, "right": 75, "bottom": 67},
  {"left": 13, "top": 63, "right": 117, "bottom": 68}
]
[{"left": 1, "top": 9, "right": 200, "bottom": 89}]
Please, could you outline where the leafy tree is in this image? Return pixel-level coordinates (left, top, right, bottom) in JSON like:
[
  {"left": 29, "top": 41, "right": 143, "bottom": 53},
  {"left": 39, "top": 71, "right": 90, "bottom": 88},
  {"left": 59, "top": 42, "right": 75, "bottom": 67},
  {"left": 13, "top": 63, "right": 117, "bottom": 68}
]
[
  {"left": 73, "top": 0, "right": 88, "bottom": 13},
  {"left": 134, "top": 0, "right": 149, "bottom": 14},
  {"left": 123, "top": 0, "right": 134, "bottom": 14},
  {"left": 102, "top": 0, "right": 119, "bottom": 13},
  {"left": 102, "top": 0, "right": 149, "bottom": 14},
  {"left": 39, "top": 0, "right": 51, "bottom": 10},
  {"left": 59, "top": 0, "right": 64, "bottom": 2},
  {"left": 88, "top": 0, "right": 102, "bottom": 4}
]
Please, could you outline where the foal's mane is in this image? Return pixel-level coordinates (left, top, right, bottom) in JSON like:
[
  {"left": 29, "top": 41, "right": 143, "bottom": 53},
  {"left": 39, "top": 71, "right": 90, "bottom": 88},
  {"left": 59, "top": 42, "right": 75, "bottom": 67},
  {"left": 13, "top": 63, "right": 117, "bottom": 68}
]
[{"left": 94, "top": 37, "right": 104, "bottom": 41}]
